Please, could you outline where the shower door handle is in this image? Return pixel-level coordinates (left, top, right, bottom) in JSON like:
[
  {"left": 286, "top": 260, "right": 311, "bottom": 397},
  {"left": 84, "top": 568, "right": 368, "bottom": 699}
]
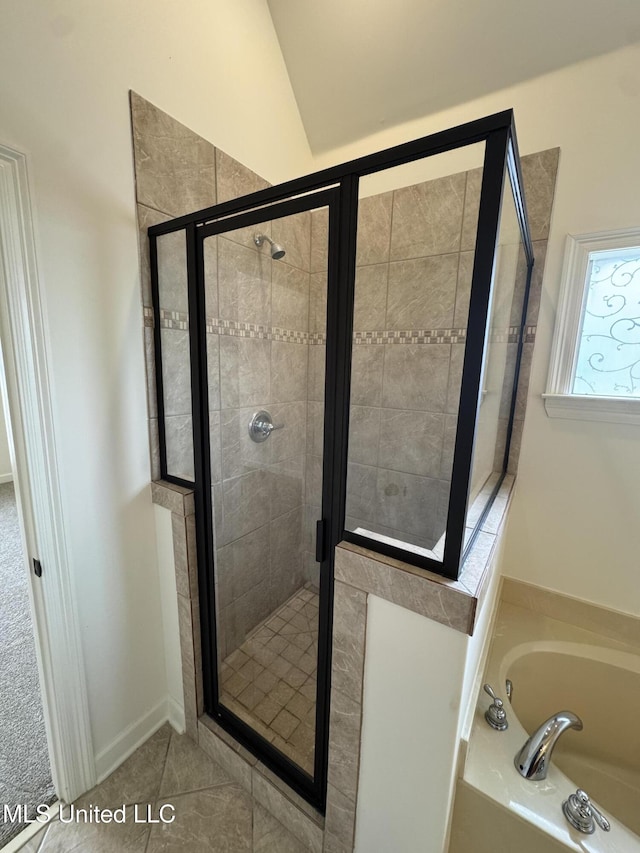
[{"left": 315, "top": 519, "right": 326, "bottom": 563}]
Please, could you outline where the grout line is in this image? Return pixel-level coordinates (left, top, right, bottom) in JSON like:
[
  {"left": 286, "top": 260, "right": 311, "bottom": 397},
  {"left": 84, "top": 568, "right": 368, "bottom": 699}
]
[
  {"left": 214, "top": 234, "right": 223, "bottom": 421},
  {"left": 381, "top": 190, "right": 393, "bottom": 337},
  {"left": 154, "top": 727, "right": 173, "bottom": 817},
  {"left": 161, "top": 778, "right": 244, "bottom": 801},
  {"left": 137, "top": 200, "right": 175, "bottom": 220},
  {"left": 443, "top": 340, "right": 456, "bottom": 419},
  {"left": 214, "top": 148, "right": 221, "bottom": 203},
  {"left": 459, "top": 168, "right": 470, "bottom": 253},
  {"left": 142, "top": 808, "right": 153, "bottom": 853},
  {"left": 251, "top": 791, "right": 256, "bottom": 849}
]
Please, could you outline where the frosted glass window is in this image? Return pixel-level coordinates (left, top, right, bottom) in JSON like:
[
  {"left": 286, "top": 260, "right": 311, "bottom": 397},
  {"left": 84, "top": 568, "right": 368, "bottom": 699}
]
[{"left": 573, "top": 248, "right": 640, "bottom": 397}]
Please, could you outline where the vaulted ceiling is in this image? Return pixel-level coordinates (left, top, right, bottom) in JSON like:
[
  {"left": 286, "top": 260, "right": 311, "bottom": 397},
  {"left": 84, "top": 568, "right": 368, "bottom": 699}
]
[{"left": 267, "top": 0, "right": 640, "bottom": 152}]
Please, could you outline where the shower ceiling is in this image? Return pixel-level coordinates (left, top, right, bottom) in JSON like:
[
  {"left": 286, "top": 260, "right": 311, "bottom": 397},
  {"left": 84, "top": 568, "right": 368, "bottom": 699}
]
[{"left": 267, "top": 0, "right": 640, "bottom": 152}]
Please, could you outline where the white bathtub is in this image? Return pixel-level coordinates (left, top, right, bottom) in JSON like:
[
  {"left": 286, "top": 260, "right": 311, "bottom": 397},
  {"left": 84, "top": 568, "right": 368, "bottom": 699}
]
[{"left": 451, "top": 603, "right": 640, "bottom": 853}]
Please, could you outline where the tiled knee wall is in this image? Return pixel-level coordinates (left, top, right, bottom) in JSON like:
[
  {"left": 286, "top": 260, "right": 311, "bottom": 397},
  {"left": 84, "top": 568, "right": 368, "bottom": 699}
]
[
  {"left": 149, "top": 476, "right": 359, "bottom": 853},
  {"left": 133, "top": 91, "right": 317, "bottom": 658},
  {"left": 150, "top": 477, "right": 367, "bottom": 853},
  {"left": 150, "top": 482, "right": 202, "bottom": 741}
]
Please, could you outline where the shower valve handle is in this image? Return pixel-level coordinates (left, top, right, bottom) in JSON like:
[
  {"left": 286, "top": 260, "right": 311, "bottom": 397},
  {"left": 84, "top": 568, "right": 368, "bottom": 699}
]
[{"left": 248, "top": 410, "right": 285, "bottom": 443}]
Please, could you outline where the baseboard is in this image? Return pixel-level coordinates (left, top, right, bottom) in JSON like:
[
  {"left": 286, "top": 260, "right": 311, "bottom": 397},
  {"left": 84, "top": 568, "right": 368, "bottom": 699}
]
[
  {"left": 167, "top": 695, "right": 185, "bottom": 735},
  {"left": 0, "top": 472, "right": 13, "bottom": 484},
  {"left": 94, "top": 696, "right": 177, "bottom": 783}
]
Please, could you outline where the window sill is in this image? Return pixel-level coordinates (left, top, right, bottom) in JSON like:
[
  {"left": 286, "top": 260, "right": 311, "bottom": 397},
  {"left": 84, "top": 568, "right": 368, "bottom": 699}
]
[{"left": 542, "top": 393, "right": 640, "bottom": 425}]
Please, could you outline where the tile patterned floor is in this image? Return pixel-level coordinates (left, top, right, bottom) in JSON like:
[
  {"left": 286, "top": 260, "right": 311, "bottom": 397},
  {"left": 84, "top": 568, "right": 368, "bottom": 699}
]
[
  {"left": 220, "top": 586, "right": 319, "bottom": 774},
  {"left": 16, "top": 725, "right": 313, "bottom": 852}
]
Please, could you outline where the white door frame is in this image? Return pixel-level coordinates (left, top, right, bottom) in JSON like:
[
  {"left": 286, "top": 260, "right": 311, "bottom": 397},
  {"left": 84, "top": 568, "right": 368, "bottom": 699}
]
[{"left": 0, "top": 144, "right": 96, "bottom": 803}]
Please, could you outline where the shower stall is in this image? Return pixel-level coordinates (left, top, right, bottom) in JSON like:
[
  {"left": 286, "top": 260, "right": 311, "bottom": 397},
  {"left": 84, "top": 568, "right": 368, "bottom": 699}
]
[{"left": 148, "top": 109, "right": 533, "bottom": 810}]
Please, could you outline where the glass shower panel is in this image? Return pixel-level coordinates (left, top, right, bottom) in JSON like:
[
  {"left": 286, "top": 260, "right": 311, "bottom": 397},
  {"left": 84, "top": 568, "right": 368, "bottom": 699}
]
[
  {"left": 204, "top": 207, "right": 327, "bottom": 777},
  {"left": 156, "top": 229, "right": 194, "bottom": 481},
  {"left": 345, "top": 143, "right": 485, "bottom": 562},
  {"left": 466, "top": 166, "right": 527, "bottom": 531}
]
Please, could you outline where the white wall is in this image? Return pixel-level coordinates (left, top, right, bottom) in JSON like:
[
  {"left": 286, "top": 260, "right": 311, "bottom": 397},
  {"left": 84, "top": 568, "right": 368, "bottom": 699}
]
[
  {"left": 0, "top": 0, "right": 311, "bottom": 764},
  {"left": 312, "top": 44, "right": 640, "bottom": 618},
  {"left": 355, "top": 534, "right": 507, "bottom": 853},
  {"left": 355, "top": 596, "right": 469, "bottom": 853}
]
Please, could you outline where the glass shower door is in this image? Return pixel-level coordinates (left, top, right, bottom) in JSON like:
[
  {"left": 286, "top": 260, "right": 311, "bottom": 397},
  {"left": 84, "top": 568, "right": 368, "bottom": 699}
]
[
  {"left": 148, "top": 108, "right": 534, "bottom": 812},
  {"left": 196, "top": 192, "right": 334, "bottom": 785}
]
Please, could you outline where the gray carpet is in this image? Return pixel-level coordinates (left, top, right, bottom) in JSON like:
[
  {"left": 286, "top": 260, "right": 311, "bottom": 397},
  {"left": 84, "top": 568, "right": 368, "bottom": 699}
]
[{"left": 0, "top": 482, "right": 55, "bottom": 848}]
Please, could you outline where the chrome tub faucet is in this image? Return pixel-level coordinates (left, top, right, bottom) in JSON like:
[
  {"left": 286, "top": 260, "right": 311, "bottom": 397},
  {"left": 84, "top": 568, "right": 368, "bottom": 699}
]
[{"left": 514, "top": 711, "right": 583, "bottom": 781}]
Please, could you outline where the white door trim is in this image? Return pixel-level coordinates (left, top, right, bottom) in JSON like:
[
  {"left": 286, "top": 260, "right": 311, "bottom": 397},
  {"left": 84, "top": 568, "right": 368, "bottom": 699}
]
[{"left": 0, "top": 144, "right": 96, "bottom": 802}]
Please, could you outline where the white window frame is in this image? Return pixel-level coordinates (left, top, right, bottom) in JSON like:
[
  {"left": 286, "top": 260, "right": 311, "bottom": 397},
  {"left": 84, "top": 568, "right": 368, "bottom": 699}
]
[{"left": 543, "top": 226, "right": 640, "bottom": 425}]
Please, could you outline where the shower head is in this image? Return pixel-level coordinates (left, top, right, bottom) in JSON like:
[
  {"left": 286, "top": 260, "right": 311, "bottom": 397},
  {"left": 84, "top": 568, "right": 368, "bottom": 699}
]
[{"left": 254, "top": 233, "right": 286, "bottom": 260}]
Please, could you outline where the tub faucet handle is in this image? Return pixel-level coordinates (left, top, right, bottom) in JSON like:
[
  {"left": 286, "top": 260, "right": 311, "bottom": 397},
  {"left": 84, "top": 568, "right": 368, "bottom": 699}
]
[
  {"left": 562, "top": 789, "right": 610, "bottom": 834},
  {"left": 483, "top": 683, "right": 508, "bottom": 731}
]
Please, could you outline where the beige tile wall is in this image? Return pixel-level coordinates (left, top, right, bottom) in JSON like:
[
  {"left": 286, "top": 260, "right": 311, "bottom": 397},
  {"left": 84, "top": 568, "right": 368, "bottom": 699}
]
[
  {"left": 340, "top": 173, "right": 470, "bottom": 550},
  {"left": 133, "top": 91, "right": 314, "bottom": 659},
  {"left": 208, "top": 208, "right": 312, "bottom": 659},
  {"left": 341, "top": 149, "right": 559, "bottom": 552},
  {"left": 133, "top": 93, "right": 327, "bottom": 848}
]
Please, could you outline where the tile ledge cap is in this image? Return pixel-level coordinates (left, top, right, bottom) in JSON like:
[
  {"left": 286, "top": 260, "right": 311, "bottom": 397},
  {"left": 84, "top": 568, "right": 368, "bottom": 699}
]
[
  {"left": 336, "top": 475, "right": 515, "bottom": 611},
  {"left": 336, "top": 540, "right": 471, "bottom": 596},
  {"left": 151, "top": 479, "right": 195, "bottom": 516}
]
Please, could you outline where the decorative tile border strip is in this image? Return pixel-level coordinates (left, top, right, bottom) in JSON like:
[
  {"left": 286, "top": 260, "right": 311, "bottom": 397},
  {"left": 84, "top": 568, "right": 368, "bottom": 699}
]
[
  {"left": 206, "top": 322, "right": 309, "bottom": 345},
  {"left": 353, "top": 328, "right": 466, "bottom": 345},
  {"left": 158, "top": 310, "right": 309, "bottom": 343},
  {"left": 152, "top": 310, "right": 537, "bottom": 347},
  {"left": 159, "top": 309, "right": 189, "bottom": 331},
  {"left": 487, "top": 324, "right": 527, "bottom": 344},
  {"left": 308, "top": 332, "right": 326, "bottom": 346}
]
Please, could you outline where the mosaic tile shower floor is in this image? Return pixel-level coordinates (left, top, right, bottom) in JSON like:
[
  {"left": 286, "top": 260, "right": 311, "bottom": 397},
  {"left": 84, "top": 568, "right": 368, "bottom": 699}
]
[{"left": 220, "top": 586, "right": 319, "bottom": 775}]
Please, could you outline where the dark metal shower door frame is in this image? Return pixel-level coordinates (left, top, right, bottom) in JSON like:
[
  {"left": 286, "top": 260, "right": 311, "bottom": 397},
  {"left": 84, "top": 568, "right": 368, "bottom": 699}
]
[
  {"left": 148, "top": 108, "right": 533, "bottom": 811},
  {"left": 191, "top": 185, "right": 352, "bottom": 810}
]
